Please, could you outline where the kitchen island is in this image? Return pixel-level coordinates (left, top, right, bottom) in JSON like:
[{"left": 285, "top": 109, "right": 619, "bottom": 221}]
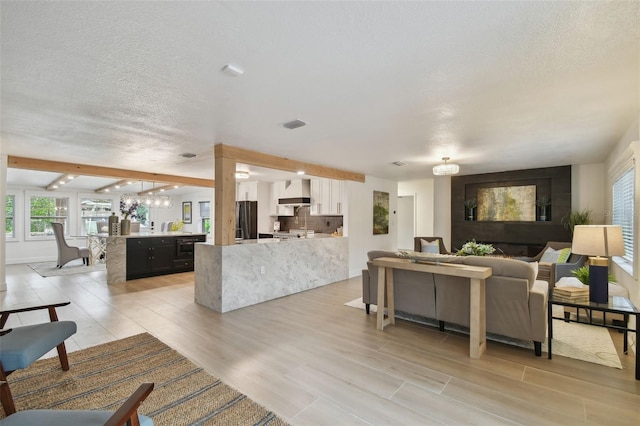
[
  {"left": 105, "top": 232, "right": 207, "bottom": 284},
  {"left": 194, "top": 235, "right": 348, "bottom": 312}
]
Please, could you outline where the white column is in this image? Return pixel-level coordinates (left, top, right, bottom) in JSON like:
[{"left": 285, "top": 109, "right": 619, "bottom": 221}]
[{"left": 0, "top": 153, "right": 7, "bottom": 291}]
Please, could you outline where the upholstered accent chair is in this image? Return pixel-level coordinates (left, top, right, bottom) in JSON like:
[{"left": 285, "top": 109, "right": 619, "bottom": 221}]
[
  {"left": 413, "top": 237, "right": 450, "bottom": 254},
  {"left": 0, "top": 383, "right": 154, "bottom": 426},
  {"left": 0, "top": 301, "right": 77, "bottom": 415},
  {"left": 515, "top": 241, "right": 587, "bottom": 288},
  {"left": 52, "top": 222, "right": 90, "bottom": 268}
]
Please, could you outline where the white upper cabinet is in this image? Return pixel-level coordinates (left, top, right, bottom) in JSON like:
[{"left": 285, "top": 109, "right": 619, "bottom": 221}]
[{"left": 311, "top": 178, "right": 344, "bottom": 215}]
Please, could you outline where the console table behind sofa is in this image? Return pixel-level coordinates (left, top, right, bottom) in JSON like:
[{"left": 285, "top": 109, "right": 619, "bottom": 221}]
[{"left": 362, "top": 251, "right": 547, "bottom": 356}]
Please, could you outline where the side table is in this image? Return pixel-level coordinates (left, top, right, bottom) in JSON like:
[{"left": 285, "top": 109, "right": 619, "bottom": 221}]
[{"left": 547, "top": 289, "right": 639, "bottom": 380}]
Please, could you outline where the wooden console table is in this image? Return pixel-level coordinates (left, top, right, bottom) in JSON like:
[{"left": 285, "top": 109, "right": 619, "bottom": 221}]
[{"left": 371, "top": 257, "right": 492, "bottom": 359}]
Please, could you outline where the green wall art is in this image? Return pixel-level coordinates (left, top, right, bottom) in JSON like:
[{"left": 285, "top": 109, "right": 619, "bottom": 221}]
[
  {"left": 477, "top": 185, "right": 536, "bottom": 221},
  {"left": 373, "top": 190, "right": 389, "bottom": 234}
]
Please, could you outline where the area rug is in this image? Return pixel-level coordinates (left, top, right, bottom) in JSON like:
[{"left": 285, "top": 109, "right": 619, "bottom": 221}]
[
  {"left": 345, "top": 298, "right": 622, "bottom": 369},
  {"left": 0, "top": 333, "right": 289, "bottom": 425},
  {"left": 28, "top": 259, "right": 106, "bottom": 277}
]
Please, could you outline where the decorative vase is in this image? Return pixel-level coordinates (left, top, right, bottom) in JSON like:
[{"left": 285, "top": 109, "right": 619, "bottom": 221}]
[
  {"left": 539, "top": 206, "right": 547, "bottom": 221},
  {"left": 121, "top": 219, "right": 131, "bottom": 235},
  {"left": 108, "top": 212, "right": 119, "bottom": 236},
  {"left": 467, "top": 208, "right": 475, "bottom": 221}
]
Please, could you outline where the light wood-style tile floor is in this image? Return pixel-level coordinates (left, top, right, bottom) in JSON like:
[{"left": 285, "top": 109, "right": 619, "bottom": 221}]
[{"left": 2, "top": 264, "right": 639, "bottom": 425}]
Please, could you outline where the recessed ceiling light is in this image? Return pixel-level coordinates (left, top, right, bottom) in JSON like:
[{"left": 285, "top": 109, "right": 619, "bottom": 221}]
[
  {"left": 180, "top": 153, "right": 197, "bottom": 158},
  {"left": 222, "top": 64, "right": 244, "bottom": 77},
  {"left": 283, "top": 119, "right": 306, "bottom": 130},
  {"left": 297, "top": 171, "right": 305, "bottom": 175},
  {"left": 235, "top": 171, "right": 250, "bottom": 179}
]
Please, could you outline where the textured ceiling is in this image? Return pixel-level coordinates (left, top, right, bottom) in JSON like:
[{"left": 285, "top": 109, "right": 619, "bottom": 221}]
[{"left": 1, "top": 1, "right": 639, "bottom": 188}]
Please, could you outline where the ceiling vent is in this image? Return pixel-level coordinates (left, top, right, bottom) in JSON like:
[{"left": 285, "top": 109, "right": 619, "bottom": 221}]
[
  {"left": 283, "top": 119, "right": 306, "bottom": 130},
  {"left": 392, "top": 161, "right": 407, "bottom": 167},
  {"left": 180, "top": 153, "right": 197, "bottom": 158}
]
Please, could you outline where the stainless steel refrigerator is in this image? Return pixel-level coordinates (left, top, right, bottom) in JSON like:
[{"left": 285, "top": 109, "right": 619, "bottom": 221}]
[{"left": 236, "top": 201, "right": 258, "bottom": 240}]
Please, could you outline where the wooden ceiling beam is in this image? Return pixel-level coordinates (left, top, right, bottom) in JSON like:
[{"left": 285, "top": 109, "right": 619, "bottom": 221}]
[
  {"left": 215, "top": 144, "right": 366, "bottom": 182},
  {"left": 8, "top": 156, "right": 215, "bottom": 188}
]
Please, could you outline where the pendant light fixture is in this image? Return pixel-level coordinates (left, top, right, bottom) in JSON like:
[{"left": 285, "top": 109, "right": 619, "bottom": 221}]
[{"left": 432, "top": 157, "right": 460, "bottom": 176}]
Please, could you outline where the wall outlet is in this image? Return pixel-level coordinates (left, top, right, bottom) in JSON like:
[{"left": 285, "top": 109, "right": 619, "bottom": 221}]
[{"left": 260, "top": 265, "right": 266, "bottom": 274}]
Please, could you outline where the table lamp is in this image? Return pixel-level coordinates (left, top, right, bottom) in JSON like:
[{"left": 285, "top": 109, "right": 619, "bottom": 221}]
[{"left": 571, "top": 225, "right": 625, "bottom": 303}]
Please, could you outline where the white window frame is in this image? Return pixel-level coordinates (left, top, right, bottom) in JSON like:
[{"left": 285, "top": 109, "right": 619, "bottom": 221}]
[
  {"left": 24, "top": 190, "right": 75, "bottom": 241},
  {"left": 5, "top": 190, "right": 20, "bottom": 242},
  {"left": 77, "top": 193, "right": 118, "bottom": 236},
  {"left": 611, "top": 161, "right": 638, "bottom": 277}
]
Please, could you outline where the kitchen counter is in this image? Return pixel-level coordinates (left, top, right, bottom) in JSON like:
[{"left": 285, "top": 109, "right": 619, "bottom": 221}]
[
  {"left": 237, "top": 233, "right": 336, "bottom": 244},
  {"left": 194, "top": 236, "right": 348, "bottom": 313}
]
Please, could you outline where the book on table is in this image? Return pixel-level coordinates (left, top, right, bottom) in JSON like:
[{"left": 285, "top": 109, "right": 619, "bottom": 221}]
[{"left": 554, "top": 286, "right": 589, "bottom": 298}]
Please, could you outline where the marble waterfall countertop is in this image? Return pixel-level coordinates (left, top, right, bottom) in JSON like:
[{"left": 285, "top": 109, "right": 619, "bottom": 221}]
[{"left": 194, "top": 236, "right": 348, "bottom": 313}]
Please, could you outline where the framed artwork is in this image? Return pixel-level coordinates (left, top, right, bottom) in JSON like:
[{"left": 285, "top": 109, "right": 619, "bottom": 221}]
[
  {"left": 477, "top": 185, "right": 536, "bottom": 221},
  {"left": 373, "top": 190, "right": 389, "bottom": 235},
  {"left": 182, "top": 201, "right": 192, "bottom": 224}
]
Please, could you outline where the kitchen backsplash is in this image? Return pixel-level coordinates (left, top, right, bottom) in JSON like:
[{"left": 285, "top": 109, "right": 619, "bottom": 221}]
[{"left": 278, "top": 207, "right": 343, "bottom": 234}]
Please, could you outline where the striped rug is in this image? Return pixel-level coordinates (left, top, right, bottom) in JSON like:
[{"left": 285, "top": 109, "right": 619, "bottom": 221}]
[{"left": 0, "top": 333, "right": 289, "bottom": 425}]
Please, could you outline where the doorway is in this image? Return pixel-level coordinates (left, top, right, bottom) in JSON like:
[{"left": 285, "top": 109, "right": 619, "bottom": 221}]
[{"left": 397, "top": 195, "right": 414, "bottom": 250}]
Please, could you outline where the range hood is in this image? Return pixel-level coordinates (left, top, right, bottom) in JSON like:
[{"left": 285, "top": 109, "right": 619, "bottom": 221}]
[{"left": 278, "top": 179, "right": 311, "bottom": 205}]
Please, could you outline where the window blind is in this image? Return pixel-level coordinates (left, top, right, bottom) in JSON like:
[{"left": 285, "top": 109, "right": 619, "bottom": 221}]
[{"left": 612, "top": 167, "right": 634, "bottom": 264}]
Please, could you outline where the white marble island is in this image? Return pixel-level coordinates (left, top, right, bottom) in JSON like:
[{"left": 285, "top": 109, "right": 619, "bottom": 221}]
[{"left": 194, "top": 236, "right": 348, "bottom": 312}]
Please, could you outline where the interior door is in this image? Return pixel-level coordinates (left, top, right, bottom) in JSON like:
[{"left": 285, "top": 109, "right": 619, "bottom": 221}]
[{"left": 397, "top": 195, "right": 414, "bottom": 250}]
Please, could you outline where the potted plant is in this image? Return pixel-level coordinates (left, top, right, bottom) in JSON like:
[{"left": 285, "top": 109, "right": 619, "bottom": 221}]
[
  {"left": 455, "top": 240, "right": 496, "bottom": 256},
  {"left": 571, "top": 265, "right": 615, "bottom": 285},
  {"left": 535, "top": 196, "right": 551, "bottom": 221},
  {"left": 561, "top": 209, "right": 591, "bottom": 235},
  {"left": 464, "top": 199, "right": 477, "bottom": 221}
]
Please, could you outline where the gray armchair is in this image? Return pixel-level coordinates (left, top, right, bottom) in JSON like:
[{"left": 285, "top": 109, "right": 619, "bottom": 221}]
[
  {"left": 52, "top": 222, "right": 90, "bottom": 268},
  {"left": 515, "top": 241, "right": 587, "bottom": 288}
]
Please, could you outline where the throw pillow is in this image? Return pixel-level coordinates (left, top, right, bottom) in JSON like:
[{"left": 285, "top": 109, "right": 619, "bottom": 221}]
[
  {"left": 556, "top": 247, "right": 571, "bottom": 263},
  {"left": 420, "top": 239, "right": 439, "bottom": 254},
  {"left": 540, "top": 247, "right": 560, "bottom": 263}
]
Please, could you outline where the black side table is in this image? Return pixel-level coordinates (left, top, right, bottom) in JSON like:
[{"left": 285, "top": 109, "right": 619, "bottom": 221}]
[{"left": 547, "top": 289, "right": 639, "bottom": 380}]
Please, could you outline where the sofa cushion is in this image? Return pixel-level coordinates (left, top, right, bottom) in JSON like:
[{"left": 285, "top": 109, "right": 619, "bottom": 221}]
[
  {"left": 420, "top": 239, "right": 440, "bottom": 253},
  {"left": 367, "top": 250, "right": 400, "bottom": 261},
  {"left": 462, "top": 256, "right": 537, "bottom": 289}
]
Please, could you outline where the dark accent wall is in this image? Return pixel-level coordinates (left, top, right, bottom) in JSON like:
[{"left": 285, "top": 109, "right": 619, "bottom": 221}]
[{"left": 451, "top": 165, "right": 572, "bottom": 256}]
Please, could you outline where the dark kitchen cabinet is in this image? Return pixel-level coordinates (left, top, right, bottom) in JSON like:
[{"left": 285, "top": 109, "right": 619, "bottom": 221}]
[
  {"left": 150, "top": 237, "right": 175, "bottom": 275},
  {"left": 126, "top": 238, "right": 153, "bottom": 279},
  {"left": 126, "top": 234, "right": 206, "bottom": 280}
]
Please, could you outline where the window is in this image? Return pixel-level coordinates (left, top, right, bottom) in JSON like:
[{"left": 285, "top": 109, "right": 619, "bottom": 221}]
[
  {"left": 199, "top": 201, "right": 211, "bottom": 233},
  {"left": 6, "top": 194, "right": 15, "bottom": 239},
  {"left": 80, "top": 197, "right": 113, "bottom": 235},
  {"left": 612, "top": 166, "right": 634, "bottom": 265},
  {"left": 29, "top": 195, "right": 69, "bottom": 237}
]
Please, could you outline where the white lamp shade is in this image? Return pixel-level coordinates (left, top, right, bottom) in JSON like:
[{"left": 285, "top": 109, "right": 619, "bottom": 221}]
[{"left": 571, "top": 225, "right": 625, "bottom": 257}]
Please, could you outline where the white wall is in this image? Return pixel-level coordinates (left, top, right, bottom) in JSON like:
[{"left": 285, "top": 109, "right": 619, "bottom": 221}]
[
  {"left": 571, "top": 163, "right": 606, "bottom": 223},
  {"left": 398, "top": 178, "right": 434, "bottom": 238},
  {"left": 433, "top": 176, "right": 452, "bottom": 251},
  {"left": 605, "top": 117, "right": 640, "bottom": 355},
  {"left": 346, "top": 175, "right": 398, "bottom": 278}
]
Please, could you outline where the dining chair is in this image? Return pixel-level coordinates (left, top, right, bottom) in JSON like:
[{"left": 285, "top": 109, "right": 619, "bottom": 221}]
[
  {"left": 0, "top": 301, "right": 77, "bottom": 415},
  {"left": 0, "top": 382, "right": 154, "bottom": 426},
  {"left": 51, "top": 222, "right": 90, "bottom": 268}
]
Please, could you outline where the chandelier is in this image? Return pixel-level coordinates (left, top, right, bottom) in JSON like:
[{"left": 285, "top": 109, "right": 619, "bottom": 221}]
[
  {"left": 121, "top": 182, "right": 174, "bottom": 208},
  {"left": 432, "top": 157, "right": 460, "bottom": 176}
]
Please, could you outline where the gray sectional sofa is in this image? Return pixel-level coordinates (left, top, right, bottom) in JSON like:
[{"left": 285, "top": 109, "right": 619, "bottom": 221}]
[{"left": 362, "top": 250, "right": 549, "bottom": 355}]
